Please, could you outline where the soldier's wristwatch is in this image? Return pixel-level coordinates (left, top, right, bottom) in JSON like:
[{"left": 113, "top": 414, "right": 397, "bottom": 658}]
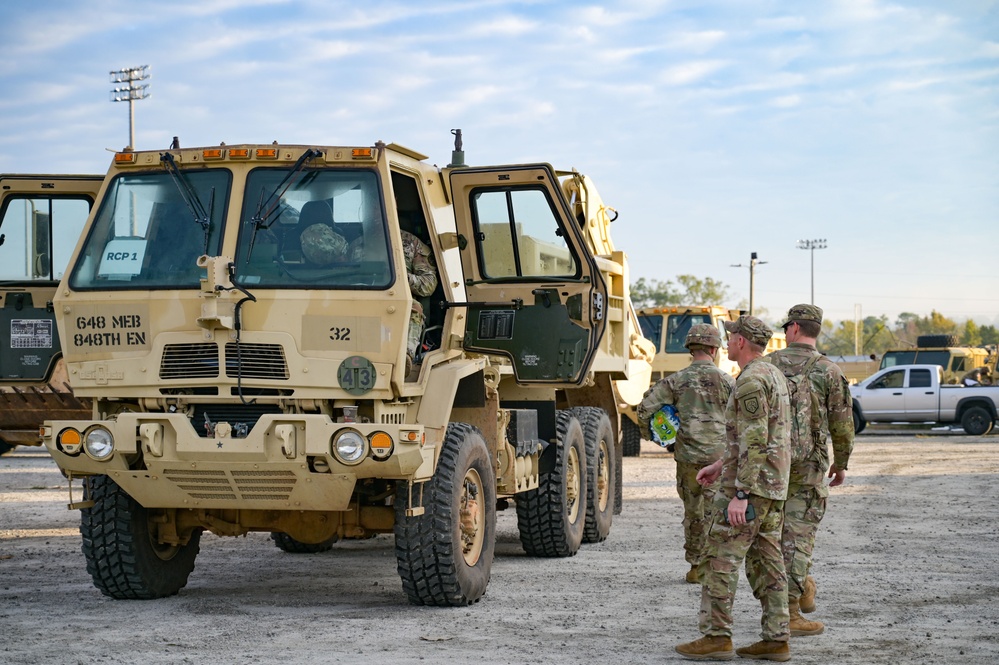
[{"left": 735, "top": 489, "right": 750, "bottom": 501}]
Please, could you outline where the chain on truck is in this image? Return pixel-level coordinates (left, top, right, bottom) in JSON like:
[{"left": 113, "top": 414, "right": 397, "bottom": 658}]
[{"left": 41, "top": 131, "right": 654, "bottom": 605}]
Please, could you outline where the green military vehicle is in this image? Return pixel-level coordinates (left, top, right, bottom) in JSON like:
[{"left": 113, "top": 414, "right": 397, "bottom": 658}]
[
  {"left": 41, "top": 132, "right": 651, "bottom": 605},
  {"left": 0, "top": 174, "right": 102, "bottom": 456}
]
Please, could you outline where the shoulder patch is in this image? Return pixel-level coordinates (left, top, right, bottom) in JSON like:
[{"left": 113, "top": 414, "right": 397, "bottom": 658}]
[{"left": 741, "top": 394, "right": 761, "bottom": 415}]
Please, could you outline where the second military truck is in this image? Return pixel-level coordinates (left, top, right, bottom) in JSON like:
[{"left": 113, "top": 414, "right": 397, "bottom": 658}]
[{"left": 41, "top": 132, "right": 652, "bottom": 605}]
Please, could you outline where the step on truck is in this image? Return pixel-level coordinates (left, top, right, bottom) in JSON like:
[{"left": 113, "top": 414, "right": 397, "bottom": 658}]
[
  {"left": 0, "top": 174, "right": 102, "bottom": 456},
  {"left": 41, "top": 131, "right": 652, "bottom": 605}
]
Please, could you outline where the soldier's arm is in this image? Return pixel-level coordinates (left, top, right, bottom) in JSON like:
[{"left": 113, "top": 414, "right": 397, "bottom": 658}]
[
  {"left": 408, "top": 245, "right": 438, "bottom": 297},
  {"left": 827, "top": 371, "right": 855, "bottom": 474},
  {"left": 734, "top": 379, "right": 769, "bottom": 492}
]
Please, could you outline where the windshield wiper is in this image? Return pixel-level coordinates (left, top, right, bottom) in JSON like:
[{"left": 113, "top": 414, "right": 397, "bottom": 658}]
[
  {"left": 160, "top": 152, "right": 215, "bottom": 253},
  {"left": 245, "top": 148, "right": 323, "bottom": 262}
]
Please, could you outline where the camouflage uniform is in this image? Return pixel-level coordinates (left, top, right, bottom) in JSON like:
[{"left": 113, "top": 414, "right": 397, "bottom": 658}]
[
  {"left": 768, "top": 305, "right": 854, "bottom": 604},
  {"left": 699, "top": 317, "right": 791, "bottom": 643},
  {"left": 637, "top": 349, "right": 734, "bottom": 569},
  {"left": 402, "top": 230, "right": 438, "bottom": 358}
]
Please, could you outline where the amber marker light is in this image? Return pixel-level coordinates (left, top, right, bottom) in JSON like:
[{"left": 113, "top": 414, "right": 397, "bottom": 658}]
[
  {"left": 57, "top": 428, "right": 83, "bottom": 455},
  {"left": 203, "top": 149, "right": 224, "bottom": 160},
  {"left": 351, "top": 148, "right": 373, "bottom": 159},
  {"left": 114, "top": 153, "right": 136, "bottom": 164},
  {"left": 229, "top": 148, "right": 249, "bottom": 158},
  {"left": 256, "top": 148, "right": 278, "bottom": 159},
  {"left": 369, "top": 431, "right": 394, "bottom": 460}
]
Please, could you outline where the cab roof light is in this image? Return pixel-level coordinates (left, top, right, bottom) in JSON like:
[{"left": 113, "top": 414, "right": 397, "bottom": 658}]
[
  {"left": 352, "top": 148, "right": 373, "bottom": 159},
  {"left": 256, "top": 148, "right": 278, "bottom": 159},
  {"left": 114, "top": 152, "right": 136, "bottom": 164},
  {"left": 202, "top": 148, "right": 224, "bottom": 160},
  {"left": 229, "top": 148, "right": 250, "bottom": 158}
]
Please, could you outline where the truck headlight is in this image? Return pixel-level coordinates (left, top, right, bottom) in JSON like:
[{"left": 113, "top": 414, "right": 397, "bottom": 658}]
[
  {"left": 331, "top": 429, "right": 366, "bottom": 465},
  {"left": 83, "top": 427, "right": 115, "bottom": 460}
]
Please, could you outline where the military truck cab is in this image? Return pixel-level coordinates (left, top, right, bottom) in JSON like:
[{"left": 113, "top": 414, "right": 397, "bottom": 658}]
[{"left": 41, "top": 135, "right": 649, "bottom": 605}]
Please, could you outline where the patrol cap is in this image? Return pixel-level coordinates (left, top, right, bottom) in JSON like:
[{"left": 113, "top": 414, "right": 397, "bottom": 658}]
[
  {"left": 779, "top": 303, "right": 823, "bottom": 328},
  {"left": 684, "top": 323, "right": 722, "bottom": 349},
  {"left": 724, "top": 315, "right": 773, "bottom": 347}
]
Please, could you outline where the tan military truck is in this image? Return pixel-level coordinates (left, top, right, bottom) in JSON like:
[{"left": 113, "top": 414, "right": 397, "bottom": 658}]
[
  {"left": 0, "top": 174, "right": 101, "bottom": 456},
  {"left": 879, "top": 335, "right": 992, "bottom": 384},
  {"left": 40, "top": 133, "right": 652, "bottom": 605}
]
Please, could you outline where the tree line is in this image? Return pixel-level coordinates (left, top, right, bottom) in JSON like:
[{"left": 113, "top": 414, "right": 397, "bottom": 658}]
[{"left": 631, "top": 276, "right": 997, "bottom": 357}]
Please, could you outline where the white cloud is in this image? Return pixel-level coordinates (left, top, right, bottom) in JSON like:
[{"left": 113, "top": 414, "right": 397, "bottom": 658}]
[
  {"left": 659, "top": 60, "right": 730, "bottom": 86},
  {"left": 771, "top": 94, "right": 802, "bottom": 108},
  {"left": 669, "top": 30, "right": 727, "bottom": 54}
]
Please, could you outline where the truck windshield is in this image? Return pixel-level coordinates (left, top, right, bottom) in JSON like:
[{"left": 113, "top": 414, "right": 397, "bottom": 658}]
[
  {"left": 638, "top": 314, "right": 663, "bottom": 353},
  {"left": 234, "top": 168, "right": 392, "bottom": 289},
  {"left": 665, "top": 313, "right": 713, "bottom": 353},
  {"left": 881, "top": 350, "right": 950, "bottom": 370},
  {"left": 69, "top": 171, "right": 229, "bottom": 290}
]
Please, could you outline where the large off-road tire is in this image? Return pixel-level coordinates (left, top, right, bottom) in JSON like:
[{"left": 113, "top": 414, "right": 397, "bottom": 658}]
[
  {"left": 81, "top": 475, "right": 201, "bottom": 599},
  {"left": 916, "top": 334, "right": 958, "bottom": 348},
  {"left": 621, "top": 417, "right": 642, "bottom": 457},
  {"left": 270, "top": 532, "right": 338, "bottom": 553},
  {"left": 394, "top": 423, "right": 496, "bottom": 606},
  {"left": 572, "top": 407, "right": 615, "bottom": 544},
  {"left": 960, "top": 406, "right": 994, "bottom": 436},
  {"left": 516, "top": 410, "right": 587, "bottom": 557},
  {"left": 853, "top": 409, "right": 867, "bottom": 434}
]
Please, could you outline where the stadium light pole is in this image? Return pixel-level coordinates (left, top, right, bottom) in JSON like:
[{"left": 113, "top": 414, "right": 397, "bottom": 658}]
[
  {"left": 109, "top": 65, "right": 150, "bottom": 149},
  {"left": 796, "top": 238, "right": 827, "bottom": 305},
  {"left": 731, "top": 252, "right": 767, "bottom": 315}
]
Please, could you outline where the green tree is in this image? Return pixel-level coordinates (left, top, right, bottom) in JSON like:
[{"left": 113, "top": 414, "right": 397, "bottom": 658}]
[
  {"left": 630, "top": 277, "right": 677, "bottom": 307},
  {"left": 979, "top": 325, "right": 999, "bottom": 346},
  {"left": 819, "top": 315, "right": 893, "bottom": 357},
  {"left": 961, "top": 319, "right": 982, "bottom": 346},
  {"left": 674, "top": 275, "right": 730, "bottom": 305}
]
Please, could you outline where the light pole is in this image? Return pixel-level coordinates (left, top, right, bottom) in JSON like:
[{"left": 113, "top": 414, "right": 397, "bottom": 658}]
[
  {"left": 109, "top": 65, "right": 150, "bottom": 149},
  {"left": 796, "top": 238, "right": 827, "bottom": 305},
  {"left": 731, "top": 252, "right": 767, "bottom": 315}
]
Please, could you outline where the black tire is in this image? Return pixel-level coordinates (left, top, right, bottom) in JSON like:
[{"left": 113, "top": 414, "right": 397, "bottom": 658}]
[
  {"left": 960, "top": 405, "right": 994, "bottom": 436},
  {"left": 394, "top": 423, "right": 496, "bottom": 606},
  {"left": 0, "top": 440, "right": 14, "bottom": 456},
  {"left": 621, "top": 417, "right": 641, "bottom": 457},
  {"left": 916, "top": 334, "right": 958, "bottom": 348},
  {"left": 270, "top": 532, "right": 338, "bottom": 553},
  {"left": 81, "top": 475, "right": 201, "bottom": 599},
  {"left": 572, "top": 407, "right": 615, "bottom": 543},
  {"left": 853, "top": 409, "right": 867, "bottom": 434},
  {"left": 516, "top": 410, "right": 587, "bottom": 557}
]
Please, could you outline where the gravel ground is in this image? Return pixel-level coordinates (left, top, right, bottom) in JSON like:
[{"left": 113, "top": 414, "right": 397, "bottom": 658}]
[{"left": 2, "top": 426, "right": 998, "bottom": 664}]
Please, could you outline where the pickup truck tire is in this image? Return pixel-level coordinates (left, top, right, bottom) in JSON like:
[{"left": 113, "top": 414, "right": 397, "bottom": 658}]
[
  {"left": 622, "top": 417, "right": 641, "bottom": 457},
  {"left": 960, "top": 406, "right": 994, "bottom": 436},
  {"left": 853, "top": 410, "right": 867, "bottom": 434},
  {"left": 516, "top": 411, "right": 587, "bottom": 557},
  {"left": 269, "top": 532, "right": 338, "bottom": 553},
  {"left": 572, "top": 407, "right": 615, "bottom": 544},
  {"left": 394, "top": 422, "right": 496, "bottom": 606},
  {"left": 81, "top": 475, "right": 201, "bottom": 599}
]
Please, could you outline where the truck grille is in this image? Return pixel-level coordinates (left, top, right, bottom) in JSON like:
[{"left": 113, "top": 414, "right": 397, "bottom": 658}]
[
  {"left": 224, "top": 342, "right": 289, "bottom": 380},
  {"left": 190, "top": 403, "right": 282, "bottom": 437},
  {"left": 160, "top": 343, "right": 220, "bottom": 379},
  {"left": 162, "top": 468, "right": 296, "bottom": 501}
]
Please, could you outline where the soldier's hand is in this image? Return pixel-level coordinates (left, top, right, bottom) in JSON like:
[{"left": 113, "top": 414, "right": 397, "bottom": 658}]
[
  {"left": 828, "top": 464, "right": 847, "bottom": 487},
  {"left": 727, "top": 497, "right": 748, "bottom": 526},
  {"left": 696, "top": 460, "right": 722, "bottom": 486}
]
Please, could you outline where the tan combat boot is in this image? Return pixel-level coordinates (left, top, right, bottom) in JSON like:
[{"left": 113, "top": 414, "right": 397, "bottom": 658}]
[
  {"left": 734, "top": 640, "right": 790, "bottom": 661},
  {"left": 686, "top": 565, "right": 700, "bottom": 584},
  {"left": 675, "top": 635, "right": 735, "bottom": 660},
  {"left": 799, "top": 575, "right": 817, "bottom": 613},
  {"left": 789, "top": 599, "right": 825, "bottom": 636}
]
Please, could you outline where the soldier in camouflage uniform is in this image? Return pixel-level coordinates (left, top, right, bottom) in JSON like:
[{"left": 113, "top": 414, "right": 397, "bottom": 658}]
[
  {"left": 676, "top": 315, "right": 792, "bottom": 662},
  {"left": 637, "top": 323, "right": 734, "bottom": 584},
  {"left": 401, "top": 230, "right": 438, "bottom": 373},
  {"left": 767, "top": 304, "right": 854, "bottom": 637}
]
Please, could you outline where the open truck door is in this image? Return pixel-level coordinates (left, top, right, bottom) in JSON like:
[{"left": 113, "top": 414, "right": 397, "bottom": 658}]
[{"left": 448, "top": 165, "right": 607, "bottom": 384}]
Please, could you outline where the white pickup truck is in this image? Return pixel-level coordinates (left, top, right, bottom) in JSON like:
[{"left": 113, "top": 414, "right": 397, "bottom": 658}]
[{"left": 850, "top": 364, "right": 999, "bottom": 435}]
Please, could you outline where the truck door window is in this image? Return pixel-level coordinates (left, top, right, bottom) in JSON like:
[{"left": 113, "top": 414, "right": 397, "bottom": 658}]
[
  {"left": 665, "top": 314, "right": 713, "bottom": 353},
  {"left": 870, "top": 370, "right": 905, "bottom": 389},
  {"left": 470, "top": 187, "right": 579, "bottom": 279},
  {"left": 909, "top": 369, "right": 932, "bottom": 388},
  {"left": 0, "top": 196, "right": 91, "bottom": 281},
  {"left": 638, "top": 314, "right": 663, "bottom": 353}
]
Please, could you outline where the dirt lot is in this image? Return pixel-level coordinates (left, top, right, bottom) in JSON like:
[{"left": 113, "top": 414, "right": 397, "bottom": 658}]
[{"left": 2, "top": 428, "right": 998, "bottom": 664}]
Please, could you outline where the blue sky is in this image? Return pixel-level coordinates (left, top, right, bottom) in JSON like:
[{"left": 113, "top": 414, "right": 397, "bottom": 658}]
[{"left": 1, "top": 0, "right": 997, "bottom": 326}]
